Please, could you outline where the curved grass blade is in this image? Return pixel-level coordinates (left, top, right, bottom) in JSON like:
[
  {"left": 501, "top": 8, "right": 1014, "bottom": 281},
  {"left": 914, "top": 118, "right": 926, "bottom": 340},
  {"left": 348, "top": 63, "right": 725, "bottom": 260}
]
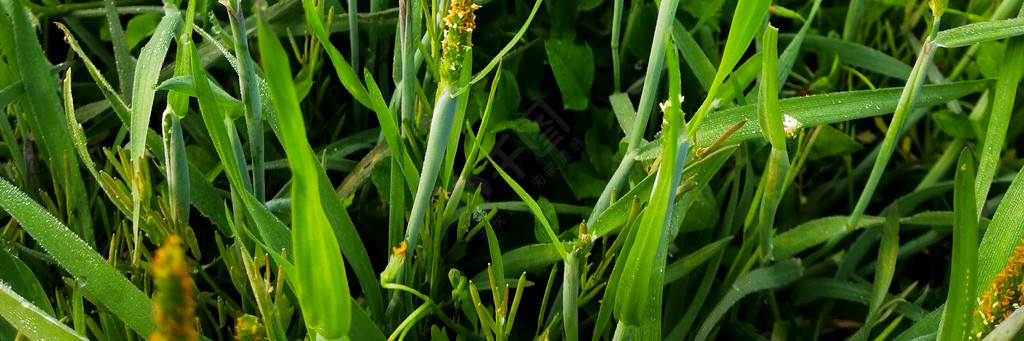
[
  {"left": 0, "top": 178, "right": 155, "bottom": 335},
  {"left": 258, "top": 15, "right": 351, "bottom": 338},
  {"left": 0, "top": 284, "right": 86, "bottom": 340},
  {"left": 694, "top": 259, "right": 802, "bottom": 341}
]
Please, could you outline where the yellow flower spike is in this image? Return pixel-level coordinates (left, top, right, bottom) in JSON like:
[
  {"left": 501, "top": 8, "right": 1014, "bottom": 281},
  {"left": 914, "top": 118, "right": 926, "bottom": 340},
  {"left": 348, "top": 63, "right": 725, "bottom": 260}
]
[
  {"left": 149, "top": 235, "right": 197, "bottom": 341},
  {"left": 393, "top": 240, "right": 408, "bottom": 262},
  {"left": 972, "top": 239, "right": 1024, "bottom": 338},
  {"left": 234, "top": 315, "right": 267, "bottom": 341}
]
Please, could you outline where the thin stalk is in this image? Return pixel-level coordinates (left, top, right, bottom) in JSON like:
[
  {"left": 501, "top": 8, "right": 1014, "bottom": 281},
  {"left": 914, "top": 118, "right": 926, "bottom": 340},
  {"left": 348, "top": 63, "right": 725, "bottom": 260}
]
[{"left": 848, "top": 15, "right": 941, "bottom": 229}]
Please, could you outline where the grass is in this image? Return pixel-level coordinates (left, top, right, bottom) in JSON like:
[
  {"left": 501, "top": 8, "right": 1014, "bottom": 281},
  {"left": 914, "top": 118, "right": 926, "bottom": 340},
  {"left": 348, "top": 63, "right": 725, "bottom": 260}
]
[{"left": 3, "top": 0, "right": 1024, "bottom": 340}]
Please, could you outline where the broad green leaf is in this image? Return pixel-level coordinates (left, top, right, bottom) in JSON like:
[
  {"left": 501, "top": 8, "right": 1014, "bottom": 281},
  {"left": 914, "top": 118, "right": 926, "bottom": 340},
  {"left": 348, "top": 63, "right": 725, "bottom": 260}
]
[
  {"left": 258, "top": 15, "right": 351, "bottom": 338},
  {"left": 545, "top": 38, "right": 595, "bottom": 111},
  {"left": 0, "top": 284, "right": 85, "bottom": 340},
  {"left": 124, "top": 13, "right": 160, "bottom": 51}
]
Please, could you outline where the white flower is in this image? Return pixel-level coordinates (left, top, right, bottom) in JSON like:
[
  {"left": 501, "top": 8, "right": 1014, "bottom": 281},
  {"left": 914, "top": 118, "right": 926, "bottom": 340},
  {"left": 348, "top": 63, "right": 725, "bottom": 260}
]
[{"left": 783, "top": 114, "right": 801, "bottom": 137}]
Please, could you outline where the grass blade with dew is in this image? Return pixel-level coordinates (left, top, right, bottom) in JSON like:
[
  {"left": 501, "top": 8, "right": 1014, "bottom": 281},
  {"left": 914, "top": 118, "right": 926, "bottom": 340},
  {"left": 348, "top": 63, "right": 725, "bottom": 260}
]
[
  {"left": 128, "top": 3, "right": 180, "bottom": 161},
  {"left": 0, "top": 284, "right": 86, "bottom": 340},
  {"left": 563, "top": 249, "right": 580, "bottom": 341},
  {"left": 614, "top": 37, "right": 687, "bottom": 331},
  {"left": 686, "top": 0, "right": 771, "bottom": 137},
  {"left": 936, "top": 17, "right": 1024, "bottom": 48},
  {"left": 974, "top": 5, "right": 1024, "bottom": 214},
  {"left": 586, "top": 0, "right": 681, "bottom": 227},
  {"left": 694, "top": 259, "right": 802, "bottom": 340},
  {"left": 938, "top": 149, "right": 978, "bottom": 341},
  {"left": 0, "top": 0, "right": 95, "bottom": 246},
  {"left": 847, "top": 6, "right": 942, "bottom": 230},
  {"left": 225, "top": 0, "right": 265, "bottom": 202},
  {"left": 695, "top": 80, "right": 989, "bottom": 148},
  {"left": 258, "top": 13, "right": 351, "bottom": 338},
  {"left": 0, "top": 178, "right": 156, "bottom": 335}
]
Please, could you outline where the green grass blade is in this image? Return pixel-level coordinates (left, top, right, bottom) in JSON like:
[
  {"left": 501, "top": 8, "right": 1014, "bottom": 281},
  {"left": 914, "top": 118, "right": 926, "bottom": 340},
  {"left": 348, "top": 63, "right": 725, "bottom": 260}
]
[
  {"left": 0, "top": 248, "right": 53, "bottom": 316},
  {"left": 696, "top": 80, "right": 989, "bottom": 147},
  {"left": 186, "top": 40, "right": 288, "bottom": 254},
  {"left": 467, "top": 0, "right": 544, "bottom": 88},
  {"left": 0, "top": 178, "right": 155, "bottom": 335},
  {"left": 1, "top": 0, "right": 95, "bottom": 246},
  {"left": 156, "top": 76, "right": 243, "bottom": 110},
  {"left": 672, "top": 21, "right": 715, "bottom": 92},
  {"left": 0, "top": 284, "right": 86, "bottom": 340},
  {"left": 937, "top": 17, "right": 1024, "bottom": 47},
  {"left": 663, "top": 237, "right": 732, "bottom": 285},
  {"left": 779, "top": 34, "right": 912, "bottom": 80},
  {"left": 589, "top": 0, "right": 679, "bottom": 228},
  {"left": 854, "top": 206, "right": 900, "bottom": 340},
  {"left": 776, "top": 0, "right": 823, "bottom": 89},
  {"left": 101, "top": 0, "right": 134, "bottom": 99},
  {"left": 848, "top": 17, "right": 940, "bottom": 229},
  {"left": 129, "top": 4, "right": 181, "bottom": 161},
  {"left": 694, "top": 260, "right": 803, "bottom": 341},
  {"left": 974, "top": 20, "right": 1024, "bottom": 213},
  {"left": 687, "top": 0, "right": 771, "bottom": 137},
  {"left": 615, "top": 39, "right": 686, "bottom": 327},
  {"left": 258, "top": 14, "right": 351, "bottom": 338},
  {"left": 486, "top": 155, "right": 567, "bottom": 261},
  {"left": 938, "top": 149, "right": 978, "bottom": 341},
  {"left": 300, "top": 0, "right": 371, "bottom": 107},
  {"left": 226, "top": 0, "right": 266, "bottom": 202},
  {"left": 162, "top": 111, "right": 190, "bottom": 229}
]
